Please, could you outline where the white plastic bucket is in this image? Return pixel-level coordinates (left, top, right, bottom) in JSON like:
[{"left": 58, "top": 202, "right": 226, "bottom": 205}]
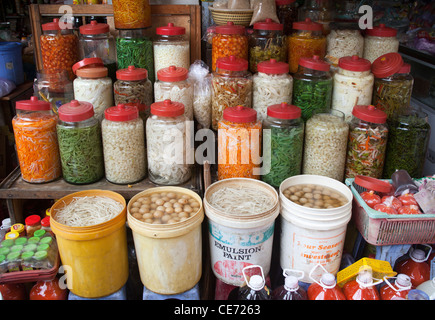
[
  {"left": 279, "top": 175, "right": 353, "bottom": 283},
  {"left": 204, "top": 178, "right": 280, "bottom": 286}
]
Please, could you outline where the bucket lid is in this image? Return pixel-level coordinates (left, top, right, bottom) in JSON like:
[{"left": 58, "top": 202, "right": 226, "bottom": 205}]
[
  {"left": 156, "top": 23, "right": 185, "bottom": 35},
  {"left": 116, "top": 65, "right": 148, "bottom": 81},
  {"left": 352, "top": 105, "right": 387, "bottom": 124},
  {"left": 58, "top": 100, "right": 94, "bottom": 122},
  {"left": 150, "top": 99, "right": 185, "bottom": 117},
  {"left": 157, "top": 65, "right": 188, "bottom": 82},
  {"left": 0, "top": 41, "right": 21, "bottom": 51},
  {"left": 253, "top": 18, "right": 283, "bottom": 31},
  {"left": 79, "top": 20, "right": 110, "bottom": 35},
  {"left": 105, "top": 104, "right": 139, "bottom": 122},
  {"left": 257, "top": 59, "right": 289, "bottom": 74}
]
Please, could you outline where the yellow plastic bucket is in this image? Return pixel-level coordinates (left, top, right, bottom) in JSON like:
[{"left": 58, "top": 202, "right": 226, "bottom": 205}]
[
  {"left": 127, "top": 187, "right": 204, "bottom": 295},
  {"left": 50, "top": 190, "right": 129, "bottom": 298}
]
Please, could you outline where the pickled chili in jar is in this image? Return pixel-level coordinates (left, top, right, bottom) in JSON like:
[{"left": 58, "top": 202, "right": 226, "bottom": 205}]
[{"left": 112, "top": 0, "right": 151, "bottom": 29}]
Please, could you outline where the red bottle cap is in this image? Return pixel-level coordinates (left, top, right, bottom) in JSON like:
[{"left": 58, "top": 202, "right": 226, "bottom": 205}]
[
  {"left": 104, "top": 104, "right": 139, "bottom": 122},
  {"left": 156, "top": 23, "right": 186, "bottom": 35},
  {"left": 253, "top": 18, "right": 283, "bottom": 31},
  {"left": 25, "top": 215, "right": 41, "bottom": 226},
  {"left": 352, "top": 105, "right": 387, "bottom": 124},
  {"left": 293, "top": 18, "right": 323, "bottom": 31},
  {"left": 157, "top": 65, "right": 188, "bottom": 82},
  {"left": 72, "top": 57, "right": 104, "bottom": 75},
  {"left": 216, "top": 55, "right": 248, "bottom": 71},
  {"left": 42, "top": 18, "right": 61, "bottom": 31},
  {"left": 366, "top": 23, "right": 397, "bottom": 37},
  {"left": 223, "top": 105, "right": 257, "bottom": 123},
  {"left": 355, "top": 175, "right": 393, "bottom": 193},
  {"left": 58, "top": 100, "right": 94, "bottom": 122},
  {"left": 116, "top": 65, "right": 148, "bottom": 81},
  {"left": 215, "top": 21, "right": 245, "bottom": 35},
  {"left": 338, "top": 55, "right": 371, "bottom": 72},
  {"left": 371, "top": 53, "right": 404, "bottom": 78},
  {"left": 267, "top": 102, "right": 301, "bottom": 120},
  {"left": 299, "top": 55, "right": 330, "bottom": 71},
  {"left": 257, "top": 59, "right": 289, "bottom": 74},
  {"left": 79, "top": 20, "right": 110, "bottom": 35},
  {"left": 16, "top": 96, "right": 51, "bottom": 111},
  {"left": 150, "top": 99, "right": 185, "bottom": 117},
  {"left": 41, "top": 216, "right": 50, "bottom": 227}
]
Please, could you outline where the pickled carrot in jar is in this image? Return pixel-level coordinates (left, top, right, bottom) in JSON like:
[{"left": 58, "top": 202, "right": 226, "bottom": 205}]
[{"left": 112, "top": 0, "right": 151, "bottom": 29}]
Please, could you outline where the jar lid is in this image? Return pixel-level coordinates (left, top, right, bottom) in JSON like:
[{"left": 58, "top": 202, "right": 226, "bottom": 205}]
[
  {"left": 14, "top": 237, "right": 27, "bottom": 246},
  {"left": 156, "top": 22, "right": 186, "bottom": 35},
  {"left": 352, "top": 105, "right": 387, "bottom": 124},
  {"left": 397, "top": 63, "right": 411, "bottom": 74},
  {"left": 223, "top": 105, "right": 257, "bottom": 123},
  {"left": 267, "top": 102, "right": 301, "bottom": 119},
  {"left": 34, "top": 229, "right": 46, "bottom": 238},
  {"left": 34, "top": 250, "right": 48, "bottom": 260},
  {"left": 216, "top": 55, "right": 248, "bottom": 71},
  {"left": 299, "top": 55, "right": 330, "bottom": 71},
  {"left": 365, "top": 23, "right": 397, "bottom": 37},
  {"left": 0, "top": 255, "right": 5, "bottom": 263},
  {"left": 79, "top": 20, "right": 110, "bottom": 35},
  {"left": 41, "top": 216, "right": 50, "bottom": 227},
  {"left": 150, "top": 99, "right": 185, "bottom": 117},
  {"left": 1, "top": 239, "right": 14, "bottom": 247},
  {"left": 338, "top": 55, "right": 371, "bottom": 72},
  {"left": 72, "top": 57, "right": 107, "bottom": 78},
  {"left": 355, "top": 175, "right": 392, "bottom": 193},
  {"left": 253, "top": 18, "right": 283, "bottom": 31},
  {"left": 28, "top": 236, "right": 40, "bottom": 244},
  {"left": 371, "top": 53, "right": 403, "bottom": 78},
  {"left": 23, "top": 244, "right": 37, "bottom": 252},
  {"left": 116, "top": 65, "right": 148, "bottom": 81},
  {"left": 11, "top": 223, "right": 25, "bottom": 233},
  {"left": 275, "top": 0, "right": 296, "bottom": 5},
  {"left": 215, "top": 21, "right": 245, "bottom": 35},
  {"left": 21, "top": 251, "right": 34, "bottom": 260},
  {"left": 104, "top": 104, "right": 139, "bottom": 122},
  {"left": 58, "top": 100, "right": 95, "bottom": 122},
  {"left": 25, "top": 215, "right": 41, "bottom": 227},
  {"left": 157, "top": 65, "right": 188, "bottom": 82},
  {"left": 16, "top": 96, "right": 51, "bottom": 111},
  {"left": 41, "top": 18, "right": 61, "bottom": 31},
  {"left": 293, "top": 18, "right": 323, "bottom": 31},
  {"left": 7, "top": 251, "right": 20, "bottom": 260},
  {"left": 40, "top": 237, "right": 53, "bottom": 245},
  {"left": 257, "top": 59, "right": 289, "bottom": 74}
]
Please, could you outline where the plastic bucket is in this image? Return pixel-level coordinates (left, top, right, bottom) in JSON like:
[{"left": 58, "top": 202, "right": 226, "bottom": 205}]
[
  {"left": 279, "top": 175, "right": 353, "bottom": 283},
  {"left": 0, "top": 42, "right": 23, "bottom": 85},
  {"left": 50, "top": 190, "right": 129, "bottom": 298},
  {"left": 204, "top": 178, "right": 280, "bottom": 286},
  {"left": 127, "top": 187, "right": 204, "bottom": 295}
]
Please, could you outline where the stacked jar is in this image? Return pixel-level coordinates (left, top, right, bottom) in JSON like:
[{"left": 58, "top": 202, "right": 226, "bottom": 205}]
[
  {"left": 253, "top": 59, "right": 293, "bottom": 121},
  {"left": 292, "top": 55, "right": 332, "bottom": 122},
  {"left": 275, "top": 0, "right": 299, "bottom": 36},
  {"left": 287, "top": 18, "right": 326, "bottom": 74},
  {"left": 331, "top": 55, "right": 374, "bottom": 122},
  {"left": 12, "top": 97, "right": 61, "bottom": 183},
  {"left": 298, "top": 0, "right": 334, "bottom": 34},
  {"left": 363, "top": 24, "right": 399, "bottom": 63},
  {"left": 57, "top": 100, "right": 104, "bottom": 184},
  {"left": 344, "top": 105, "right": 388, "bottom": 179}
]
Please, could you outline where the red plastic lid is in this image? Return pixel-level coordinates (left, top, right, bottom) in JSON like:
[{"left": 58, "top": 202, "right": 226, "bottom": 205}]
[
  {"left": 355, "top": 175, "right": 393, "bottom": 193},
  {"left": 397, "top": 63, "right": 411, "bottom": 74},
  {"left": 366, "top": 23, "right": 397, "bottom": 37},
  {"left": 371, "top": 53, "right": 403, "bottom": 78},
  {"left": 157, "top": 65, "right": 188, "bottom": 82},
  {"left": 275, "top": 0, "right": 296, "bottom": 5},
  {"left": 267, "top": 102, "right": 301, "bottom": 120},
  {"left": 215, "top": 21, "right": 246, "bottom": 35},
  {"left": 253, "top": 18, "right": 283, "bottom": 31},
  {"left": 257, "top": 59, "right": 289, "bottom": 74},
  {"left": 16, "top": 96, "right": 51, "bottom": 111},
  {"left": 352, "top": 105, "right": 387, "bottom": 124},
  {"left": 72, "top": 57, "right": 104, "bottom": 75},
  {"left": 338, "top": 55, "right": 371, "bottom": 72},
  {"left": 25, "top": 215, "right": 41, "bottom": 227},
  {"left": 156, "top": 23, "right": 186, "bottom": 35},
  {"left": 293, "top": 18, "right": 323, "bottom": 31},
  {"left": 299, "top": 55, "right": 330, "bottom": 72},
  {"left": 58, "top": 100, "right": 94, "bottom": 122},
  {"left": 41, "top": 216, "right": 50, "bottom": 227},
  {"left": 150, "top": 99, "right": 185, "bottom": 117},
  {"left": 116, "top": 65, "right": 148, "bottom": 81},
  {"left": 42, "top": 18, "right": 61, "bottom": 31},
  {"left": 104, "top": 104, "right": 139, "bottom": 122},
  {"left": 223, "top": 105, "right": 257, "bottom": 123},
  {"left": 216, "top": 55, "right": 248, "bottom": 71},
  {"left": 79, "top": 20, "right": 109, "bottom": 35}
]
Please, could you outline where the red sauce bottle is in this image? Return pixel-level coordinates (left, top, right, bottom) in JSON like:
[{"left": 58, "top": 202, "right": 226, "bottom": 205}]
[
  {"left": 380, "top": 274, "right": 413, "bottom": 300},
  {"left": 29, "top": 277, "right": 68, "bottom": 300},
  {"left": 307, "top": 273, "right": 346, "bottom": 300},
  {"left": 0, "top": 283, "right": 27, "bottom": 300},
  {"left": 342, "top": 270, "right": 381, "bottom": 300},
  {"left": 396, "top": 248, "right": 431, "bottom": 288}
]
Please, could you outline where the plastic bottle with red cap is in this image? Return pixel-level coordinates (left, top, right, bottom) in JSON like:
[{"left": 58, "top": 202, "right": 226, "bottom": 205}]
[
  {"left": 395, "top": 245, "right": 432, "bottom": 288},
  {"left": 363, "top": 23, "right": 399, "bottom": 63},
  {"left": 380, "top": 274, "right": 413, "bottom": 300},
  {"left": 25, "top": 214, "right": 41, "bottom": 237},
  {"left": 272, "top": 269, "right": 307, "bottom": 300},
  {"left": 342, "top": 268, "right": 382, "bottom": 300},
  {"left": 307, "top": 265, "right": 346, "bottom": 300}
]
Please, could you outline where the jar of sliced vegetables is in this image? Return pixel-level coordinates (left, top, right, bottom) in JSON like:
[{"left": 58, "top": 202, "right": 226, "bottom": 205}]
[
  {"left": 276, "top": 0, "right": 299, "bottom": 36},
  {"left": 112, "top": 0, "right": 151, "bottom": 30},
  {"left": 345, "top": 105, "right": 388, "bottom": 179},
  {"left": 363, "top": 24, "right": 399, "bottom": 63}
]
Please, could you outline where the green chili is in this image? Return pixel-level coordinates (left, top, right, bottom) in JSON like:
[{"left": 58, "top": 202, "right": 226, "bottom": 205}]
[{"left": 372, "top": 77, "right": 413, "bottom": 119}]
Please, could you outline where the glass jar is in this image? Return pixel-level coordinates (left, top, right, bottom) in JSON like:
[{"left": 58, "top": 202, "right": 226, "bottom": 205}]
[
  {"left": 57, "top": 100, "right": 104, "bottom": 184},
  {"left": 383, "top": 109, "right": 431, "bottom": 179},
  {"left": 217, "top": 105, "right": 262, "bottom": 180},
  {"left": 153, "top": 23, "right": 190, "bottom": 80},
  {"left": 72, "top": 57, "right": 113, "bottom": 121},
  {"left": 276, "top": 0, "right": 299, "bottom": 36},
  {"left": 303, "top": 110, "right": 349, "bottom": 181},
  {"left": 292, "top": 55, "right": 332, "bottom": 121},
  {"left": 298, "top": 0, "right": 334, "bottom": 34},
  {"left": 102, "top": 104, "right": 146, "bottom": 184},
  {"left": 345, "top": 105, "right": 388, "bottom": 179},
  {"left": 25, "top": 215, "right": 41, "bottom": 238},
  {"left": 116, "top": 28, "right": 155, "bottom": 83},
  {"left": 12, "top": 97, "right": 61, "bottom": 183},
  {"left": 6, "top": 252, "right": 21, "bottom": 272},
  {"left": 40, "top": 18, "right": 79, "bottom": 81},
  {"left": 146, "top": 99, "right": 193, "bottom": 185},
  {"left": 211, "top": 55, "right": 253, "bottom": 130},
  {"left": 154, "top": 66, "right": 193, "bottom": 120},
  {"left": 331, "top": 55, "right": 374, "bottom": 122},
  {"left": 253, "top": 59, "right": 293, "bottom": 121},
  {"left": 363, "top": 24, "right": 399, "bottom": 63},
  {"left": 112, "top": 0, "right": 151, "bottom": 30},
  {"left": 287, "top": 18, "right": 326, "bottom": 74},
  {"left": 249, "top": 18, "right": 287, "bottom": 73},
  {"left": 212, "top": 22, "right": 248, "bottom": 72},
  {"left": 78, "top": 20, "right": 117, "bottom": 81},
  {"left": 371, "top": 53, "right": 414, "bottom": 119},
  {"left": 262, "top": 103, "right": 304, "bottom": 187}
]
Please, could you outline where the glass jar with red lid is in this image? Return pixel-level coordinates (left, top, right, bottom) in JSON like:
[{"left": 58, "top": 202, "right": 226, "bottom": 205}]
[
  {"left": 275, "top": 0, "right": 299, "bottom": 36},
  {"left": 25, "top": 215, "right": 41, "bottom": 237},
  {"left": 363, "top": 24, "right": 399, "bottom": 63}
]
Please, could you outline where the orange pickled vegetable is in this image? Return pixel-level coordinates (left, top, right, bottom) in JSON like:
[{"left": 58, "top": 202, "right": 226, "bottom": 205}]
[
  {"left": 112, "top": 0, "right": 151, "bottom": 29},
  {"left": 212, "top": 34, "right": 248, "bottom": 72},
  {"left": 287, "top": 33, "right": 326, "bottom": 74}
]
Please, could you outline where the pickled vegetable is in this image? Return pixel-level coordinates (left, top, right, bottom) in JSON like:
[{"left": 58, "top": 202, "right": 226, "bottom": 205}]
[
  {"left": 288, "top": 35, "right": 326, "bottom": 74},
  {"left": 372, "top": 77, "right": 413, "bottom": 119},
  {"left": 112, "top": 0, "right": 151, "bottom": 29},
  {"left": 292, "top": 78, "right": 331, "bottom": 121},
  {"left": 212, "top": 33, "right": 248, "bottom": 72}
]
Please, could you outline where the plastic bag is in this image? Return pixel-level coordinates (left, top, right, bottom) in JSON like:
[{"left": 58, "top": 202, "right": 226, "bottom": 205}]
[
  {"left": 188, "top": 60, "right": 212, "bottom": 129},
  {"left": 0, "top": 78, "right": 16, "bottom": 98},
  {"left": 414, "top": 179, "right": 435, "bottom": 214},
  {"left": 213, "top": 0, "right": 228, "bottom": 9},
  {"left": 250, "top": 0, "right": 280, "bottom": 25},
  {"left": 228, "top": 0, "right": 250, "bottom": 9}
]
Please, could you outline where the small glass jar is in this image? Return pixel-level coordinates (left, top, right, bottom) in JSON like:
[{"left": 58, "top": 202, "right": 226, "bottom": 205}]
[
  {"left": 287, "top": 18, "right": 326, "bottom": 74},
  {"left": 12, "top": 97, "right": 61, "bottom": 183},
  {"left": 249, "top": 18, "right": 287, "bottom": 73},
  {"left": 6, "top": 252, "right": 21, "bottom": 272},
  {"left": 211, "top": 55, "right": 253, "bottom": 130},
  {"left": 102, "top": 104, "right": 146, "bottom": 184},
  {"left": 298, "top": 0, "right": 334, "bottom": 34},
  {"left": 57, "top": 100, "right": 104, "bottom": 184},
  {"left": 331, "top": 55, "right": 374, "bottom": 122},
  {"left": 363, "top": 24, "right": 399, "bottom": 63},
  {"left": 154, "top": 66, "right": 193, "bottom": 120},
  {"left": 275, "top": 0, "right": 299, "bottom": 36},
  {"left": 303, "top": 110, "right": 349, "bottom": 181},
  {"left": 21, "top": 251, "right": 34, "bottom": 271},
  {"left": 292, "top": 55, "right": 332, "bottom": 121},
  {"left": 345, "top": 105, "right": 388, "bottom": 179},
  {"left": 218, "top": 105, "right": 262, "bottom": 180},
  {"left": 146, "top": 99, "right": 193, "bottom": 185},
  {"left": 41, "top": 217, "right": 51, "bottom": 233},
  {"left": 212, "top": 22, "right": 248, "bottom": 72},
  {"left": 153, "top": 23, "right": 190, "bottom": 79},
  {"left": 72, "top": 58, "right": 113, "bottom": 121},
  {"left": 25, "top": 215, "right": 41, "bottom": 237},
  {"left": 112, "top": 0, "right": 151, "bottom": 30},
  {"left": 253, "top": 59, "right": 293, "bottom": 121},
  {"left": 262, "top": 103, "right": 304, "bottom": 187}
]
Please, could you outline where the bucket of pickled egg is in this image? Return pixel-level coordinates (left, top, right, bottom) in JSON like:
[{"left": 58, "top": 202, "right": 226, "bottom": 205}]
[
  {"left": 127, "top": 187, "right": 204, "bottom": 295},
  {"left": 279, "top": 175, "right": 353, "bottom": 283}
]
